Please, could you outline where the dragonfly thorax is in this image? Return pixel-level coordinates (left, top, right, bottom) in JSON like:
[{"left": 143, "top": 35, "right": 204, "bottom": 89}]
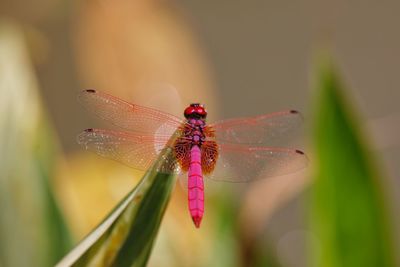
[{"left": 185, "top": 118, "right": 206, "bottom": 146}]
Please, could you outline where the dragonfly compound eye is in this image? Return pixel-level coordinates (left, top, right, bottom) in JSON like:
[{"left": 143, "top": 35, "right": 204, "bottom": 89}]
[
  {"left": 195, "top": 106, "right": 207, "bottom": 118},
  {"left": 184, "top": 106, "right": 196, "bottom": 118}
]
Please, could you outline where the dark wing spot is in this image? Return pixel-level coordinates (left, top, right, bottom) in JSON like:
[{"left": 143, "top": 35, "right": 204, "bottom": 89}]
[
  {"left": 85, "top": 89, "right": 96, "bottom": 93},
  {"left": 295, "top": 149, "right": 305, "bottom": 155},
  {"left": 85, "top": 128, "right": 94, "bottom": 132},
  {"left": 290, "top": 110, "right": 299, "bottom": 114}
]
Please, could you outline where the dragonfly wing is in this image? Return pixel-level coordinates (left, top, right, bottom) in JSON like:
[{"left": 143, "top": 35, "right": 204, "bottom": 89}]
[
  {"left": 205, "top": 143, "right": 308, "bottom": 182},
  {"left": 209, "top": 110, "right": 303, "bottom": 146},
  {"left": 77, "top": 128, "right": 181, "bottom": 174},
  {"left": 78, "top": 90, "right": 184, "bottom": 134}
]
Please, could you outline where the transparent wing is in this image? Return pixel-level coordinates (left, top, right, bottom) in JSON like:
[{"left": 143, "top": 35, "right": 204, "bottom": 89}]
[
  {"left": 77, "top": 128, "right": 182, "bottom": 174},
  {"left": 78, "top": 90, "right": 184, "bottom": 134},
  {"left": 209, "top": 110, "right": 303, "bottom": 146},
  {"left": 205, "top": 143, "right": 308, "bottom": 182}
]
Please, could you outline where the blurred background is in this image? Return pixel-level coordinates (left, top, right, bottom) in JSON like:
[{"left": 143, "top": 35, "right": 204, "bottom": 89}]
[{"left": 0, "top": 0, "right": 399, "bottom": 266}]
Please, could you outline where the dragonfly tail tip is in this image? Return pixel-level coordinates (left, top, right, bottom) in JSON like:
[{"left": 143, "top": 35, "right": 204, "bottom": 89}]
[{"left": 192, "top": 216, "right": 202, "bottom": 228}]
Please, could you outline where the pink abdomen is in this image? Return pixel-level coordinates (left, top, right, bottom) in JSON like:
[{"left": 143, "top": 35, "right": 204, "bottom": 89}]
[{"left": 188, "top": 145, "right": 204, "bottom": 228}]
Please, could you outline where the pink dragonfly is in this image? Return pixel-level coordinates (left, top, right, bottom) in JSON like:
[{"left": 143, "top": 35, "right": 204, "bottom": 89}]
[{"left": 77, "top": 90, "right": 307, "bottom": 228}]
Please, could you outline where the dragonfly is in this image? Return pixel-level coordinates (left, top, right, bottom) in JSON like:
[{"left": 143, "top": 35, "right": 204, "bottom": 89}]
[{"left": 77, "top": 89, "right": 308, "bottom": 228}]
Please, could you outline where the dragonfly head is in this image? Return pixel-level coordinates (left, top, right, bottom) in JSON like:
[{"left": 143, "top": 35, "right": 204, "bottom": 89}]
[{"left": 184, "top": 103, "right": 207, "bottom": 119}]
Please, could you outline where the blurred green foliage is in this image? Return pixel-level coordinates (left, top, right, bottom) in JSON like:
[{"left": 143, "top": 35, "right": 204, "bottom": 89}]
[
  {"left": 310, "top": 61, "right": 395, "bottom": 267},
  {"left": 207, "top": 190, "right": 282, "bottom": 267},
  {"left": 0, "top": 22, "right": 72, "bottom": 267}
]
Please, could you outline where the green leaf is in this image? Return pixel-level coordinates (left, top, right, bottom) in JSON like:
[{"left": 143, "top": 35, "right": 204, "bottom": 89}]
[
  {"left": 56, "top": 146, "right": 177, "bottom": 267},
  {"left": 310, "top": 60, "right": 396, "bottom": 267}
]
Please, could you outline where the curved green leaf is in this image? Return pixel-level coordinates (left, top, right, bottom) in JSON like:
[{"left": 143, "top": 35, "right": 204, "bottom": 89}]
[{"left": 56, "top": 146, "right": 177, "bottom": 267}]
